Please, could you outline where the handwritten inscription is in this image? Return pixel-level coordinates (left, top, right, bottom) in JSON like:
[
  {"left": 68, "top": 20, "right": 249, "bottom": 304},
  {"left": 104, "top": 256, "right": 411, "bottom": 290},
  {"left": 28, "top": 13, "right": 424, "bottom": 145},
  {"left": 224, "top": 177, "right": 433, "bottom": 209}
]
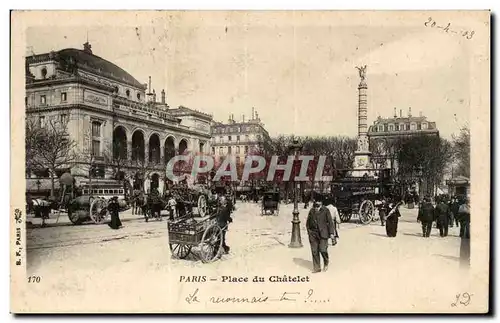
[
  {"left": 451, "top": 292, "right": 473, "bottom": 307},
  {"left": 14, "top": 208, "right": 22, "bottom": 266},
  {"left": 184, "top": 288, "right": 329, "bottom": 305},
  {"left": 424, "top": 17, "right": 475, "bottom": 40}
]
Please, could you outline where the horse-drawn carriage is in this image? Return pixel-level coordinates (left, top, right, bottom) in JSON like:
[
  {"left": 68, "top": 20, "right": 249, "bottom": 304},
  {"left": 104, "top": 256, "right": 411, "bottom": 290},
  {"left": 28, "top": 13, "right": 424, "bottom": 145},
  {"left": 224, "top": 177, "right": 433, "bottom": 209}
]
[
  {"left": 261, "top": 190, "right": 280, "bottom": 216},
  {"left": 331, "top": 169, "right": 394, "bottom": 224},
  {"left": 67, "top": 183, "right": 130, "bottom": 225}
]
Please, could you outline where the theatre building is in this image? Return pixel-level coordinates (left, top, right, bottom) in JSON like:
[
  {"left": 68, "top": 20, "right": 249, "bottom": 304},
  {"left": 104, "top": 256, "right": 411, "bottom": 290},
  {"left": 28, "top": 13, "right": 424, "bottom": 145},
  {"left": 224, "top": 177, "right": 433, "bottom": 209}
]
[{"left": 25, "top": 42, "right": 212, "bottom": 196}]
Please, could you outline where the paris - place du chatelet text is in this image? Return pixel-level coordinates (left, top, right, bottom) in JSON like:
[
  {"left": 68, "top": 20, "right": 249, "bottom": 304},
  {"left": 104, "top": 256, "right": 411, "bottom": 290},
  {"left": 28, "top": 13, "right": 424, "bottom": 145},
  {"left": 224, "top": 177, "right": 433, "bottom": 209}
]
[{"left": 180, "top": 275, "right": 311, "bottom": 283}]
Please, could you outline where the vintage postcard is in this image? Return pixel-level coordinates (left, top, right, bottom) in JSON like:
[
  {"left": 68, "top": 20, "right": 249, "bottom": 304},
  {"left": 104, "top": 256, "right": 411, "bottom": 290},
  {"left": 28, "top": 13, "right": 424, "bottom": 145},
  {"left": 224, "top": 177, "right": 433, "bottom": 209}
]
[{"left": 10, "top": 10, "right": 490, "bottom": 313}]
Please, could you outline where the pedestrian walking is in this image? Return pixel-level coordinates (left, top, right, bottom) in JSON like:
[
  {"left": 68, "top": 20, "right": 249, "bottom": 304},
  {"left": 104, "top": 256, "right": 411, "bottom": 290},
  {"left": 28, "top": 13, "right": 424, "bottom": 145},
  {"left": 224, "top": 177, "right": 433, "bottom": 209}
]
[
  {"left": 324, "top": 197, "right": 340, "bottom": 245},
  {"left": 457, "top": 197, "right": 470, "bottom": 239},
  {"left": 450, "top": 196, "right": 460, "bottom": 227},
  {"left": 306, "top": 195, "right": 336, "bottom": 273},
  {"left": 385, "top": 198, "right": 402, "bottom": 237},
  {"left": 168, "top": 195, "right": 177, "bottom": 221},
  {"left": 216, "top": 198, "right": 232, "bottom": 255},
  {"left": 376, "top": 198, "right": 389, "bottom": 226},
  {"left": 417, "top": 196, "right": 435, "bottom": 238},
  {"left": 435, "top": 197, "right": 451, "bottom": 237},
  {"left": 107, "top": 196, "right": 122, "bottom": 230}
]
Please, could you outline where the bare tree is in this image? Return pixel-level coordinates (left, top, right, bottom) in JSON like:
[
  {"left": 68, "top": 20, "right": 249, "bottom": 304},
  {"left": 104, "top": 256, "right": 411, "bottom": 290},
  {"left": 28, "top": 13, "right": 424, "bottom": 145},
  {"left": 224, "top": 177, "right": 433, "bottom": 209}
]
[
  {"left": 29, "top": 119, "right": 77, "bottom": 198},
  {"left": 452, "top": 125, "right": 470, "bottom": 178}
]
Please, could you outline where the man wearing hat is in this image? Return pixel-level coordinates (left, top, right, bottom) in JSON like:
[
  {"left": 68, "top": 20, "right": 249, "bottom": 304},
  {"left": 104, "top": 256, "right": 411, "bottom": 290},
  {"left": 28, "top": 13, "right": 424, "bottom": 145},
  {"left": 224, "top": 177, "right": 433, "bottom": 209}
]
[
  {"left": 417, "top": 196, "right": 435, "bottom": 238},
  {"left": 306, "top": 194, "right": 336, "bottom": 273}
]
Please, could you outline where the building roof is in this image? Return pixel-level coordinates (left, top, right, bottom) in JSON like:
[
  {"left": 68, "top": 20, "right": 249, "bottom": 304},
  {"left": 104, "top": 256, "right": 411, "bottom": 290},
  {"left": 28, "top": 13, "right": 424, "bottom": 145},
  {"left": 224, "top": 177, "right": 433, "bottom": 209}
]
[{"left": 56, "top": 48, "right": 145, "bottom": 89}]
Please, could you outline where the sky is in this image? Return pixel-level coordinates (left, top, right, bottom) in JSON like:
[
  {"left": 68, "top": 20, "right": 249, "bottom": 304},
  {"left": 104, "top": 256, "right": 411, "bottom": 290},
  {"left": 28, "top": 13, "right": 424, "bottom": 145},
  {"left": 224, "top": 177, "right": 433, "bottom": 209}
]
[{"left": 25, "top": 11, "right": 473, "bottom": 139}]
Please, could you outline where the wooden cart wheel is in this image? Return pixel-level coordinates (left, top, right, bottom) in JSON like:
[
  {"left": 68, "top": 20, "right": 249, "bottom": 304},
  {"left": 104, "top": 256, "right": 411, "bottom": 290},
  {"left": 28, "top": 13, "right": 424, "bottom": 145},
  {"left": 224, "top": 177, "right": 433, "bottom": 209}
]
[
  {"left": 89, "top": 198, "right": 108, "bottom": 224},
  {"left": 169, "top": 244, "right": 192, "bottom": 259},
  {"left": 340, "top": 211, "right": 352, "bottom": 223},
  {"left": 67, "top": 208, "right": 82, "bottom": 225},
  {"left": 199, "top": 224, "right": 223, "bottom": 263},
  {"left": 359, "top": 200, "right": 375, "bottom": 225},
  {"left": 197, "top": 195, "right": 208, "bottom": 217}
]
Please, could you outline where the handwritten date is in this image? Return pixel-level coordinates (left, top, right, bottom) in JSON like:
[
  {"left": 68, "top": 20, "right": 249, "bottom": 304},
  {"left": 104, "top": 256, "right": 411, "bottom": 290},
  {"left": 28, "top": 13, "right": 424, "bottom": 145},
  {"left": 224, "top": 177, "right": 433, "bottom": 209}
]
[{"left": 424, "top": 17, "right": 475, "bottom": 40}]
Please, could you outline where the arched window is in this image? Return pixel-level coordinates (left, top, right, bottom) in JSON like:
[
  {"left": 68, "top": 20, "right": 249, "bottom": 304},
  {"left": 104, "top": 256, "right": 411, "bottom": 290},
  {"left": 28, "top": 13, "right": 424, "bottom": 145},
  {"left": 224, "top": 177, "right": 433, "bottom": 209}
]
[
  {"left": 41, "top": 67, "right": 47, "bottom": 79},
  {"left": 126, "top": 89, "right": 130, "bottom": 97}
]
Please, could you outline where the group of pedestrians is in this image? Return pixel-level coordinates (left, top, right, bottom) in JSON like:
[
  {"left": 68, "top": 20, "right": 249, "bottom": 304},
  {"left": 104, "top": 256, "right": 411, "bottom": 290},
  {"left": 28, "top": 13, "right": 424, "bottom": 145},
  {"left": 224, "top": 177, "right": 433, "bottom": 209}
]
[{"left": 417, "top": 195, "right": 470, "bottom": 239}]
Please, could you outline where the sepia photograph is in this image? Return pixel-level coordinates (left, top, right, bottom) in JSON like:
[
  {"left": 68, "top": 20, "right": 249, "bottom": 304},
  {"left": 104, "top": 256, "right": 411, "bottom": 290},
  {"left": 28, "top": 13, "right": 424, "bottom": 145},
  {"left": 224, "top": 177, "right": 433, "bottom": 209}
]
[{"left": 10, "top": 10, "right": 490, "bottom": 313}]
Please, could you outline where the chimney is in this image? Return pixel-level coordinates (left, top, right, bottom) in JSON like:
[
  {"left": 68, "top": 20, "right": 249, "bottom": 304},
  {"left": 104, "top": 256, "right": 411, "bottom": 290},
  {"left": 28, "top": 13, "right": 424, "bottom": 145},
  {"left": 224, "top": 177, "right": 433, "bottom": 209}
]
[
  {"left": 228, "top": 114, "right": 232, "bottom": 123},
  {"left": 252, "top": 107, "right": 255, "bottom": 120},
  {"left": 153, "top": 89, "right": 156, "bottom": 102},
  {"left": 161, "top": 89, "right": 165, "bottom": 104},
  {"left": 242, "top": 114, "right": 245, "bottom": 123},
  {"left": 393, "top": 107, "right": 397, "bottom": 118},
  {"left": 83, "top": 41, "right": 92, "bottom": 54},
  {"left": 148, "top": 76, "right": 152, "bottom": 94},
  {"left": 399, "top": 109, "right": 402, "bottom": 118},
  {"left": 408, "top": 107, "right": 412, "bottom": 117}
]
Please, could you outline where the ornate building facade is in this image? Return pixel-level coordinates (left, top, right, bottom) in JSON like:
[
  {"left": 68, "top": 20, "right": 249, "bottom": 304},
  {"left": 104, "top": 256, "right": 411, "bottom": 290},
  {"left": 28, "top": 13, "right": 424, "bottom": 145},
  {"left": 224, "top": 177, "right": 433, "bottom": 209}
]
[
  {"left": 210, "top": 107, "right": 271, "bottom": 165},
  {"left": 367, "top": 108, "right": 440, "bottom": 196},
  {"left": 25, "top": 42, "right": 212, "bottom": 195}
]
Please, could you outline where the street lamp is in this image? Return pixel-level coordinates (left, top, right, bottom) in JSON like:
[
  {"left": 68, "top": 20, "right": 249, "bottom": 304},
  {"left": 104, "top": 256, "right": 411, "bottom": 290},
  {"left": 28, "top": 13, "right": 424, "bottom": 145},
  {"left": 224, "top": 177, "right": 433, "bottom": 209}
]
[{"left": 288, "top": 139, "right": 303, "bottom": 248}]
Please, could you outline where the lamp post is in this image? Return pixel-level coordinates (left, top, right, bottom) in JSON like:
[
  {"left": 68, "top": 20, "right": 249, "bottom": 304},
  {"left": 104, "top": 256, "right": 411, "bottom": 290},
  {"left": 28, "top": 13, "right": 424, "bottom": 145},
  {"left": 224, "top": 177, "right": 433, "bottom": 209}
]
[
  {"left": 288, "top": 139, "right": 303, "bottom": 248},
  {"left": 36, "top": 179, "right": 41, "bottom": 193}
]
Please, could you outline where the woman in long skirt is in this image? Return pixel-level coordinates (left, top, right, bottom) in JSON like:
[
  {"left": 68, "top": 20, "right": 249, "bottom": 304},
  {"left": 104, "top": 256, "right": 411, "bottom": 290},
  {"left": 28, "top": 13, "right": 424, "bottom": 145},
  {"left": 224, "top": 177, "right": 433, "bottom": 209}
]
[
  {"left": 385, "top": 201, "right": 402, "bottom": 237},
  {"left": 108, "top": 197, "right": 122, "bottom": 229}
]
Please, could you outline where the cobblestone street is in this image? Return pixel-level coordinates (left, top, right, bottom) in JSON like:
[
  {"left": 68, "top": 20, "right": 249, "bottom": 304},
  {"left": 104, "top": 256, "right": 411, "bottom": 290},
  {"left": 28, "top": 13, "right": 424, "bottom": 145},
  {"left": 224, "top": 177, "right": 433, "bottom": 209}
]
[{"left": 23, "top": 202, "right": 480, "bottom": 313}]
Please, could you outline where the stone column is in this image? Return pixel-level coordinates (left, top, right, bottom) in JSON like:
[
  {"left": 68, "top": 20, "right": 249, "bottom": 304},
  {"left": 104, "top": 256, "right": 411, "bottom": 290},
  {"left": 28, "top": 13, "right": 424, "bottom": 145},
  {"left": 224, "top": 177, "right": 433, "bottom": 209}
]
[
  {"left": 127, "top": 141, "right": 133, "bottom": 161},
  {"left": 358, "top": 81, "right": 368, "bottom": 139}
]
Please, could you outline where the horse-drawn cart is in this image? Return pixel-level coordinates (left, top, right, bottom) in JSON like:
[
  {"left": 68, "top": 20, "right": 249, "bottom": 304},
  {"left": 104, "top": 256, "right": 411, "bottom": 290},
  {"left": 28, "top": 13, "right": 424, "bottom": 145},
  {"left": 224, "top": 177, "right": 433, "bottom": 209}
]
[
  {"left": 168, "top": 214, "right": 224, "bottom": 263},
  {"left": 331, "top": 169, "right": 394, "bottom": 225},
  {"left": 261, "top": 190, "right": 280, "bottom": 216}
]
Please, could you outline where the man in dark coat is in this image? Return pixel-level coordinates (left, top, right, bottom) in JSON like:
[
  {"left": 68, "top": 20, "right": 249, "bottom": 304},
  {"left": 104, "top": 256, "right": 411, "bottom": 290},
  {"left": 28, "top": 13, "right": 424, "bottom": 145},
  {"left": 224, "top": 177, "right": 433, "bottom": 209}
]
[
  {"left": 306, "top": 195, "right": 335, "bottom": 273},
  {"left": 108, "top": 196, "right": 122, "bottom": 229},
  {"left": 435, "top": 197, "right": 451, "bottom": 237},
  {"left": 417, "top": 196, "right": 435, "bottom": 237},
  {"left": 216, "top": 198, "right": 233, "bottom": 254}
]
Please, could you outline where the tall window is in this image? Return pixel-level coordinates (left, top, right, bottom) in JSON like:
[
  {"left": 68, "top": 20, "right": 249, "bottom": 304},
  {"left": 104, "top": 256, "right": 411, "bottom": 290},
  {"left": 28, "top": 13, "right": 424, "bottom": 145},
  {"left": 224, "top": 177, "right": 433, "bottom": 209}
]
[
  {"left": 421, "top": 123, "right": 428, "bottom": 130},
  {"left": 388, "top": 124, "right": 394, "bottom": 131},
  {"left": 40, "top": 95, "right": 46, "bottom": 105},
  {"left": 212, "top": 147, "right": 216, "bottom": 155},
  {"left": 92, "top": 140, "right": 100, "bottom": 156},
  {"left": 61, "top": 92, "right": 67, "bottom": 102},
  {"left": 410, "top": 123, "right": 416, "bottom": 130},
  {"left": 91, "top": 121, "right": 101, "bottom": 157},
  {"left": 39, "top": 116, "right": 45, "bottom": 128},
  {"left": 92, "top": 121, "right": 101, "bottom": 137},
  {"left": 236, "top": 135, "right": 240, "bottom": 141},
  {"left": 199, "top": 142, "right": 204, "bottom": 153},
  {"left": 228, "top": 135, "right": 232, "bottom": 141},
  {"left": 236, "top": 146, "right": 240, "bottom": 154},
  {"left": 228, "top": 146, "right": 232, "bottom": 154},
  {"left": 377, "top": 125, "right": 384, "bottom": 132},
  {"left": 417, "top": 123, "right": 422, "bottom": 130},
  {"left": 60, "top": 114, "right": 68, "bottom": 124}
]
